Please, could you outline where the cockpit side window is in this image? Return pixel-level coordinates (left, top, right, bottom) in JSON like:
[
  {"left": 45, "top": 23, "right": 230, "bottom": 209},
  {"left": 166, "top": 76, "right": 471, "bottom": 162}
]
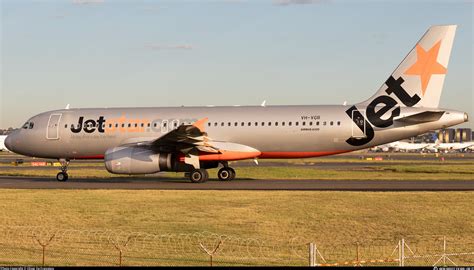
[{"left": 22, "top": 121, "right": 35, "bottom": 129}]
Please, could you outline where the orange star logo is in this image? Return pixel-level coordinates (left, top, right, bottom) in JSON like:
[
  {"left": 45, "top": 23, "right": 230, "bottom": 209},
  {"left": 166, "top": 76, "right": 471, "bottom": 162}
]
[{"left": 404, "top": 40, "right": 447, "bottom": 96}]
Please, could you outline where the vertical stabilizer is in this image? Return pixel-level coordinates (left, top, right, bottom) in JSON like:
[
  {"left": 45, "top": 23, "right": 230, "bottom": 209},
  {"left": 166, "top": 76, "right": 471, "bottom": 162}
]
[{"left": 360, "top": 25, "right": 457, "bottom": 108}]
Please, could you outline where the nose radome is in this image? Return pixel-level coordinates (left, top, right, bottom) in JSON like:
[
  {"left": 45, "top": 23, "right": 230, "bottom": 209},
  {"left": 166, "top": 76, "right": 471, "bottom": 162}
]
[{"left": 4, "top": 134, "right": 14, "bottom": 152}]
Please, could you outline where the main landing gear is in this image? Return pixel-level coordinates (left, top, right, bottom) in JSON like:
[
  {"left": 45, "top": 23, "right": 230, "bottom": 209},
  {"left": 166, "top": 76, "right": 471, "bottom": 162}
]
[
  {"left": 217, "top": 161, "right": 235, "bottom": 181},
  {"left": 217, "top": 167, "right": 235, "bottom": 181},
  {"left": 187, "top": 162, "right": 236, "bottom": 183},
  {"left": 189, "top": 169, "right": 209, "bottom": 183},
  {"left": 56, "top": 159, "right": 70, "bottom": 182}
]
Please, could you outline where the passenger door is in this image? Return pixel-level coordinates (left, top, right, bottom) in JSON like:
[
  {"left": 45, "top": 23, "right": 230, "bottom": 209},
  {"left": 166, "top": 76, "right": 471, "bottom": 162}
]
[{"left": 46, "top": 114, "right": 62, "bottom": 140}]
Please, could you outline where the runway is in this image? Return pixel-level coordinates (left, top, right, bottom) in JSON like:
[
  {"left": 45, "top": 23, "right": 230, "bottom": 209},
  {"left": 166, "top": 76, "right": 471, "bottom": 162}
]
[{"left": 0, "top": 176, "right": 472, "bottom": 191}]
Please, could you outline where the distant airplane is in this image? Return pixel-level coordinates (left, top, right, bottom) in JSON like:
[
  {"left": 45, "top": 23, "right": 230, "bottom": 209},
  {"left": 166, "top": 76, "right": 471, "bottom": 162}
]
[
  {"left": 433, "top": 140, "right": 474, "bottom": 153},
  {"left": 374, "top": 141, "right": 429, "bottom": 152},
  {"left": 4, "top": 25, "right": 469, "bottom": 182},
  {"left": 0, "top": 135, "right": 8, "bottom": 152}
]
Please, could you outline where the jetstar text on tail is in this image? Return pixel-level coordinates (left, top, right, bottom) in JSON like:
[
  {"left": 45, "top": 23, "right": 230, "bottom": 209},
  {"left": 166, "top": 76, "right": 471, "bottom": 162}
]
[{"left": 345, "top": 76, "right": 421, "bottom": 146}]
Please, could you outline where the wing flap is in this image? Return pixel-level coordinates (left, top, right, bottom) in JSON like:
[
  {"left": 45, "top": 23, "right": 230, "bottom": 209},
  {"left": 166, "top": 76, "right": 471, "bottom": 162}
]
[{"left": 127, "top": 118, "right": 261, "bottom": 169}]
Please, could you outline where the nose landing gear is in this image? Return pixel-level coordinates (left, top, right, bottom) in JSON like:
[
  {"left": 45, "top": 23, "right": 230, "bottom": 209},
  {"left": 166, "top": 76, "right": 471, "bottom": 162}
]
[{"left": 56, "top": 159, "right": 70, "bottom": 182}]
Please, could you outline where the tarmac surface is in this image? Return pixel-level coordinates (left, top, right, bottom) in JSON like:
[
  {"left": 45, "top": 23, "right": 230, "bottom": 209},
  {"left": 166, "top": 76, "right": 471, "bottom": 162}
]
[
  {"left": 1, "top": 151, "right": 473, "bottom": 191},
  {"left": 0, "top": 176, "right": 472, "bottom": 191}
]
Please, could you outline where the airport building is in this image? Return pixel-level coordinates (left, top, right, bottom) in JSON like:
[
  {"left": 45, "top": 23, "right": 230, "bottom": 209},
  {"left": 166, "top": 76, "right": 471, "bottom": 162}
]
[{"left": 410, "top": 128, "right": 473, "bottom": 143}]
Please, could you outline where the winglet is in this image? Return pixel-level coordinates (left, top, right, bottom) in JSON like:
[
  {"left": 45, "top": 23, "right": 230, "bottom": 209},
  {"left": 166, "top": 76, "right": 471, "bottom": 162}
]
[{"left": 193, "top": 118, "right": 209, "bottom": 132}]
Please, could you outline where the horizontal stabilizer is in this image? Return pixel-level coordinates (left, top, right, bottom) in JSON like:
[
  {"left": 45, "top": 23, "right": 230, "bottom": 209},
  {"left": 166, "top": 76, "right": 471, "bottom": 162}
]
[{"left": 394, "top": 111, "right": 445, "bottom": 124}]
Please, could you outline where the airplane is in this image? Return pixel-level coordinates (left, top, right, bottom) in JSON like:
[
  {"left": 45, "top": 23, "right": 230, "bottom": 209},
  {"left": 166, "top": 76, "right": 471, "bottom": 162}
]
[
  {"left": 4, "top": 25, "right": 469, "bottom": 182},
  {"left": 0, "top": 135, "right": 9, "bottom": 152},
  {"left": 433, "top": 139, "right": 474, "bottom": 153},
  {"left": 372, "top": 141, "right": 430, "bottom": 152}
]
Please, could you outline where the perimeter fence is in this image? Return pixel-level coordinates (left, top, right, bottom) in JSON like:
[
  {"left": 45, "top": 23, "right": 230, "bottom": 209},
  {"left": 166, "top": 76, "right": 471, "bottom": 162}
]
[{"left": 0, "top": 226, "right": 472, "bottom": 266}]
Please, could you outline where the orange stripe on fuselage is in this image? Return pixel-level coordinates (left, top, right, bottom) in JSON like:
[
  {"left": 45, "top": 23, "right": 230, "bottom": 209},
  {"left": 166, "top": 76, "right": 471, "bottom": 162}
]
[{"left": 258, "top": 150, "right": 350, "bottom": 159}]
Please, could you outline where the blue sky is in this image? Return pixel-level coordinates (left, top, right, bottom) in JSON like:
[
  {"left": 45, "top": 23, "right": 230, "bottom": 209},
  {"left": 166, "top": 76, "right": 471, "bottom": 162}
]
[{"left": 1, "top": 0, "right": 473, "bottom": 129}]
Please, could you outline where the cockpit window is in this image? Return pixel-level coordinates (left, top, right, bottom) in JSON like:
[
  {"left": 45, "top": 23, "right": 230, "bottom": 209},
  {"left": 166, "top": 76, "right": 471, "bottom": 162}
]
[{"left": 22, "top": 121, "right": 35, "bottom": 129}]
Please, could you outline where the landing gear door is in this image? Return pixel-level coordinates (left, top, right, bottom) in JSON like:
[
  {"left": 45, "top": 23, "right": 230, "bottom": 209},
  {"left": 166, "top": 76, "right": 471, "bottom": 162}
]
[
  {"left": 351, "top": 110, "right": 367, "bottom": 138},
  {"left": 46, "top": 114, "right": 62, "bottom": 140}
]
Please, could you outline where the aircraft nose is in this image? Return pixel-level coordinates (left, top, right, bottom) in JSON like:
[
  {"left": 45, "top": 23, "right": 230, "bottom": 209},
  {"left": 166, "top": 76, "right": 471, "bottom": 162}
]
[{"left": 4, "top": 134, "right": 14, "bottom": 152}]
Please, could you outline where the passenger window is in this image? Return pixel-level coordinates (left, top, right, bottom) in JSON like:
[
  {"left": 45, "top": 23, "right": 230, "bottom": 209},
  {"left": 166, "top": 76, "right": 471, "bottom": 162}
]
[
  {"left": 122, "top": 124, "right": 125, "bottom": 128},
  {"left": 282, "top": 122, "right": 285, "bottom": 126},
  {"left": 317, "top": 121, "right": 320, "bottom": 126},
  {"left": 289, "top": 122, "right": 292, "bottom": 126},
  {"left": 234, "top": 122, "right": 238, "bottom": 126},
  {"left": 337, "top": 121, "right": 341, "bottom": 126},
  {"left": 135, "top": 123, "right": 138, "bottom": 127},
  {"left": 323, "top": 121, "right": 327, "bottom": 126},
  {"left": 115, "top": 123, "right": 119, "bottom": 128},
  {"left": 255, "top": 122, "right": 258, "bottom": 126},
  {"left": 268, "top": 122, "right": 271, "bottom": 126},
  {"left": 141, "top": 123, "right": 144, "bottom": 127},
  {"left": 248, "top": 122, "right": 251, "bottom": 126},
  {"left": 208, "top": 123, "right": 211, "bottom": 127},
  {"left": 261, "top": 122, "right": 265, "bottom": 126},
  {"left": 275, "top": 122, "right": 278, "bottom": 126},
  {"left": 221, "top": 122, "right": 224, "bottom": 126},
  {"left": 241, "top": 122, "right": 245, "bottom": 126},
  {"left": 228, "top": 122, "right": 231, "bottom": 127},
  {"left": 147, "top": 123, "right": 151, "bottom": 127},
  {"left": 296, "top": 122, "right": 299, "bottom": 126},
  {"left": 65, "top": 124, "right": 68, "bottom": 128},
  {"left": 330, "top": 121, "right": 334, "bottom": 126},
  {"left": 309, "top": 122, "right": 313, "bottom": 126},
  {"left": 302, "top": 122, "right": 306, "bottom": 126}
]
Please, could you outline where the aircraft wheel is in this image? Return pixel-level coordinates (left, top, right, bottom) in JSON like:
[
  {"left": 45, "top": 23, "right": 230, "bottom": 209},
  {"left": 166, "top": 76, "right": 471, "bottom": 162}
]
[
  {"left": 218, "top": 168, "right": 233, "bottom": 181},
  {"left": 228, "top": 167, "right": 236, "bottom": 180},
  {"left": 56, "top": 172, "right": 68, "bottom": 182},
  {"left": 189, "top": 169, "right": 208, "bottom": 183}
]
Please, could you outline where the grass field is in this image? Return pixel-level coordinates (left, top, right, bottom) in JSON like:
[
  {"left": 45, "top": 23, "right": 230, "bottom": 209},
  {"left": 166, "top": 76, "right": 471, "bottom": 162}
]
[
  {"left": 1, "top": 189, "right": 473, "bottom": 243},
  {"left": 1, "top": 189, "right": 473, "bottom": 266}
]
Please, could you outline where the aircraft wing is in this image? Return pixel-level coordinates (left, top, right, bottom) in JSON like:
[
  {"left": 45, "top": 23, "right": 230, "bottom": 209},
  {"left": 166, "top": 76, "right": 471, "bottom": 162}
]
[{"left": 135, "top": 118, "right": 260, "bottom": 168}]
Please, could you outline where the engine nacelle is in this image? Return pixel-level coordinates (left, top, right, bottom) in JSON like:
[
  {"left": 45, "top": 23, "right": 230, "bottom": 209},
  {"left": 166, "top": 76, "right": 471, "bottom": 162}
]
[{"left": 105, "top": 146, "right": 175, "bottom": 174}]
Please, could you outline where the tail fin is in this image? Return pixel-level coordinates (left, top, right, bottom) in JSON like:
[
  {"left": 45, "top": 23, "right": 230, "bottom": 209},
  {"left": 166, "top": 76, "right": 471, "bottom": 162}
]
[{"left": 360, "top": 25, "right": 457, "bottom": 108}]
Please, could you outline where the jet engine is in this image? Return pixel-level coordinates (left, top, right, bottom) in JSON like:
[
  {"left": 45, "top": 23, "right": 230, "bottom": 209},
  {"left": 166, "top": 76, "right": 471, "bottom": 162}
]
[{"left": 105, "top": 146, "right": 176, "bottom": 174}]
